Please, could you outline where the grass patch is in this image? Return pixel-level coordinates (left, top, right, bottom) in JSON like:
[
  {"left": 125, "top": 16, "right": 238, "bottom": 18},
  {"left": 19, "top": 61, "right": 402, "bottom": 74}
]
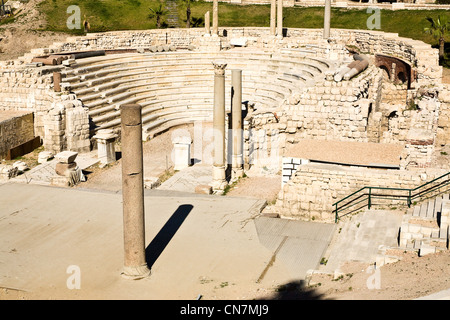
[{"left": 36, "top": 2, "right": 450, "bottom": 65}]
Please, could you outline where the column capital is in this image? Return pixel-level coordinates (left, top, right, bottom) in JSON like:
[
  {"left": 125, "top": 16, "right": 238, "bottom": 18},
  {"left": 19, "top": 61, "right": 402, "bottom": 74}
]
[{"left": 212, "top": 61, "right": 227, "bottom": 75}]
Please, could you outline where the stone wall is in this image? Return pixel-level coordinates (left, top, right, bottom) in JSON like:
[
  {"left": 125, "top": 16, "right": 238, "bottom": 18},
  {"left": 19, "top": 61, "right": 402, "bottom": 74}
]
[
  {"left": 0, "top": 68, "right": 56, "bottom": 138},
  {"left": 0, "top": 112, "right": 35, "bottom": 159},
  {"left": 274, "top": 162, "right": 446, "bottom": 222},
  {"left": 437, "top": 85, "right": 450, "bottom": 147},
  {"left": 8, "top": 28, "right": 441, "bottom": 85},
  {"left": 43, "top": 96, "right": 90, "bottom": 154}
]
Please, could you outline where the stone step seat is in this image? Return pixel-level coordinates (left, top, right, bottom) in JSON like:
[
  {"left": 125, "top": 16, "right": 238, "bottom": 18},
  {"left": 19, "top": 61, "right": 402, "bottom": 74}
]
[
  {"left": 88, "top": 91, "right": 211, "bottom": 118},
  {"left": 95, "top": 107, "right": 211, "bottom": 132},
  {"left": 92, "top": 99, "right": 212, "bottom": 125},
  {"left": 63, "top": 57, "right": 321, "bottom": 81},
  {"left": 65, "top": 50, "right": 329, "bottom": 69},
  {"left": 142, "top": 113, "right": 211, "bottom": 133},
  {"left": 62, "top": 52, "right": 328, "bottom": 81},
  {"left": 81, "top": 81, "right": 284, "bottom": 113},
  {"left": 143, "top": 115, "right": 212, "bottom": 141},
  {"left": 68, "top": 60, "right": 324, "bottom": 85},
  {"left": 86, "top": 87, "right": 278, "bottom": 124},
  {"left": 66, "top": 64, "right": 305, "bottom": 98},
  {"left": 71, "top": 71, "right": 297, "bottom": 98}
]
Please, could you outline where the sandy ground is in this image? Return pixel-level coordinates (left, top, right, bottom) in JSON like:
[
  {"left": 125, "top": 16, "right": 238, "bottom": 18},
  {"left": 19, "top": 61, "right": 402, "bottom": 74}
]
[
  {"left": 1, "top": 125, "right": 449, "bottom": 301},
  {"left": 57, "top": 127, "right": 450, "bottom": 300}
]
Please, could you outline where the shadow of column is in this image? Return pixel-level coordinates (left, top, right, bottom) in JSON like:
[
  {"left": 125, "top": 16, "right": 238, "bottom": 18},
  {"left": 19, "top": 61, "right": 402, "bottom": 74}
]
[{"left": 145, "top": 204, "right": 193, "bottom": 269}]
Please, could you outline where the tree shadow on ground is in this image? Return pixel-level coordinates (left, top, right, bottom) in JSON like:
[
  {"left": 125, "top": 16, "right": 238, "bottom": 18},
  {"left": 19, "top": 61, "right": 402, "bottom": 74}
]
[{"left": 259, "top": 280, "right": 331, "bottom": 300}]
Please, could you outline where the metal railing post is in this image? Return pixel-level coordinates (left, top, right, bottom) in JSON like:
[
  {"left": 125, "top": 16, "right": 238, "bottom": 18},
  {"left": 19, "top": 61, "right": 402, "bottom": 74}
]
[
  {"left": 408, "top": 189, "right": 412, "bottom": 208},
  {"left": 368, "top": 187, "right": 372, "bottom": 210},
  {"left": 335, "top": 203, "right": 338, "bottom": 223}
]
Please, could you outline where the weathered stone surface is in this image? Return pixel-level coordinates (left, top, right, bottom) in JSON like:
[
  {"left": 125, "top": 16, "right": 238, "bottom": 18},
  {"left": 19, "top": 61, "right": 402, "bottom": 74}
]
[
  {"left": 195, "top": 184, "right": 213, "bottom": 195},
  {"left": 55, "top": 161, "right": 77, "bottom": 176},
  {"left": 55, "top": 151, "right": 78, "bottom": 164}
]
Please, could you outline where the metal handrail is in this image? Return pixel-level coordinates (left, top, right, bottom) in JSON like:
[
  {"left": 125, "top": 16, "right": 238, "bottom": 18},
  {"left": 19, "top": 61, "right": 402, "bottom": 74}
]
[{"left": 332, "top": 171, "right": 450, "bottom": 223}]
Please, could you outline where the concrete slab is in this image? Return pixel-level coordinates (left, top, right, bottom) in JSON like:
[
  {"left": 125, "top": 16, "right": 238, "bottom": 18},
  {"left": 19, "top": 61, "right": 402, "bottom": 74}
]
[
  {"left": 9, "top": 151, "right": 99, "bottom": 186},
  {"left": 158, "top": 164, "right": 212, "bottom": 193},
  {"left": 0, "top": 182, "right": 272, "bottom": 299},
  {"left": 254, "top": 217, "right": 335, "bottom": 283}
]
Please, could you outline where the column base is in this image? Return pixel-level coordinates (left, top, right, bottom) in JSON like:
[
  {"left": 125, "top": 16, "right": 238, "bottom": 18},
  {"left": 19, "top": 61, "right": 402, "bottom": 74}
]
[
  {"left": 231, "top": 167, "right": 244, "bottom": 182},
  {"left": 211, "top": 179, "right": 228, "bottom": 192},
  {"left": 121, "top": 264, "right": 151, "bottom": 280}
]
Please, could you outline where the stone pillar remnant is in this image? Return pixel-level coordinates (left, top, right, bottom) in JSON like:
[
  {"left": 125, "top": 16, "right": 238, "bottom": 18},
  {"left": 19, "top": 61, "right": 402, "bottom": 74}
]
[
  {"left": 172, "top": 136, "right": 192, "bottom": 171},
  {"left": 93, "top": 129, "right": 118, "bottom": 166},
  {"left": 270, "top": 0, "right": 276, "bottom": 36},
  {"left": 205, "top": 11, "right": 211, "bottom": 35},
  {"left": 277, "top": 0, "right": 283, "bottom": 38},
  {"left": 53, "top": 72, "right": 61, "bottom": 92},
  {"left": 324, "top": 0, "right": 331, "bottom": 39},
  {"left": 231, "top": 69, "right": 243, "bottom": 181},
  {"left": 212, "top": 0, "right": 219, "bottom": 36},
  {"left": 120, "top": 103, "right": 151, "bottom": 280},
  {"left": 212, "top": 62, "right": 227, "bottom": 191}
]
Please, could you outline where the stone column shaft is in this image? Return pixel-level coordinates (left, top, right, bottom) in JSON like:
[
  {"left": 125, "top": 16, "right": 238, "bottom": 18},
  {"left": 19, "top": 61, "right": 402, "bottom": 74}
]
[
  {"left": 212, "top": 0, "right": 219, "bottom": 35},
  {"left": 323, "top": 0, "right": 331, "bottom": 39},
  {"left": 120, "top": 104, "right": 151, "bottom": 279},
  {"left": 212, "top": 62, "right": 227, "bottom": 190},
  {"left": 277, "top": 0, "right": 283, "bottom": 38},
  {"left": 205, "top": 11, "right": 211, "bottom": 35},
  {"left": 231, "top": 69, "right": 243, "bottom": 180},
  {"left": 270, "top": 0, "right": 276, "bottom": 36}
]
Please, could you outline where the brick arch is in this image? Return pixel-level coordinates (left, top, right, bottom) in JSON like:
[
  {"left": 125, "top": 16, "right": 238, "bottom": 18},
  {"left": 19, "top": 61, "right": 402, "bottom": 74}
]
[{"left": 375, "top": 54, "right": 414, "bottom": 88}]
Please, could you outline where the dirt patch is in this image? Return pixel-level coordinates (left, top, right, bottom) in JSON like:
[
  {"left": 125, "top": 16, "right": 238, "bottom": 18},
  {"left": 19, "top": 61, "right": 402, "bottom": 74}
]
[
  {"left": 305, "top": 250, "right": 450, "bottom": 300},
  {"left": 0, "top": 0, "right": 69, "bottom": 61},
  {"left": 225, "top": 175, "right": 281, "bottom": 204}
]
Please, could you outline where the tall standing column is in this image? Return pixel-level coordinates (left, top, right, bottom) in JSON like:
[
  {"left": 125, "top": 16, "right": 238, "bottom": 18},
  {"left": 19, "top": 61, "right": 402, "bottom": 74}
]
[
  {"left": 270, "top": 0, "right": 276, "bottom": 36},
  {"left": 231, "top": 69, "right": 243, "bottom": 181},
  {"left": 277, "top": 0, "right": 283, "bottom": 38},
  {"left": 212, "top": 0, "right": 219, "bottom": 36},
  {"left": 323, "top": 0, "right": 331, "bottom": 39},
  {"left": 120, "top": 103, "right": 151, "bottom": 280},
  {"left": 212, "top": 62, "right": 227, "bottom": 191},
  {"left": 205, "top": 11, "right": 211, "bottom": 35}
]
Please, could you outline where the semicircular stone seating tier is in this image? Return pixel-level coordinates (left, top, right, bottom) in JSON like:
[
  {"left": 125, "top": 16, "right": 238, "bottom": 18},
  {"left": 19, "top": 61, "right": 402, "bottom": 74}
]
[{"left": 60, "top": 50, "right": 332, "bottom": 140}]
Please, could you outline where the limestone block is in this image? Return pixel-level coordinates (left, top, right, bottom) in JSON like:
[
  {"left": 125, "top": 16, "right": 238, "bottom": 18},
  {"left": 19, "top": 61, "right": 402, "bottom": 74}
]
[
  {"left": 38, "top": 151, "right": 54, "bottom": 163},
  {"left": 144, "top": 176, "right": 161, "bottom": 189},
  {"left": 195, "top": 184, "right": 213, "bottom": 195},
  {"left": 419, "top": 243, "right": 436, "bottom": 257},
  {"left": 55, "top": 161, "right": 77, "bottom": 176},
  {"left": 12, "top": 161, "right": 28, "bottom": 172},
  {"left": 55, "top": 151, "right": 78, "bottom": 164}
]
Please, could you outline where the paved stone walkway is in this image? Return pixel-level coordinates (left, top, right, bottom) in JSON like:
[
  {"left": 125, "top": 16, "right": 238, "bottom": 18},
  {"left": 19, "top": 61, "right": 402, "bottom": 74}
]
[
  {"left": 318, "top": 209, "right": 403, "bottom": 273},
  {"left": 9, "top": 151, "right": 99, "bottom": 185},
  {"left": 157, "top": 164, "right": 212, "bottom": 193}
]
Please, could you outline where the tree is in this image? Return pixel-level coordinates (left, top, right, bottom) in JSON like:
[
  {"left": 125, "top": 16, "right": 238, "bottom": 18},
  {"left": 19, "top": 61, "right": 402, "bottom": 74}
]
[
  {"left": 178, "top": 0, "right": 192, "bottom": 28},
  {"left": 149, "top": 3, "right": 167, "bottom": 29},
  {"left": 424, "top": 15, "right": 449, "bottom": 60}
]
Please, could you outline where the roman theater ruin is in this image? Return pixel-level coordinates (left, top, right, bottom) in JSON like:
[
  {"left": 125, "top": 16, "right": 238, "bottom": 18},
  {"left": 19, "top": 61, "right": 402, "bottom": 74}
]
[{"left": 0, "top": 1, "right": 449, "bottom": 291}]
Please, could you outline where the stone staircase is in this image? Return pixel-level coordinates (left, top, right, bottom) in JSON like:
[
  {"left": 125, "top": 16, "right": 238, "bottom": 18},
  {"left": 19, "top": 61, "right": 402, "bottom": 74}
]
[
  {"left": 398, "top": 194, "right": 449, "bottom": 256},
  {"left": 375, "top": 194, "right": 449, "bottom": 267},
  {"left": 165, "top": 0, "right": 179, "bottom": 28}
]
